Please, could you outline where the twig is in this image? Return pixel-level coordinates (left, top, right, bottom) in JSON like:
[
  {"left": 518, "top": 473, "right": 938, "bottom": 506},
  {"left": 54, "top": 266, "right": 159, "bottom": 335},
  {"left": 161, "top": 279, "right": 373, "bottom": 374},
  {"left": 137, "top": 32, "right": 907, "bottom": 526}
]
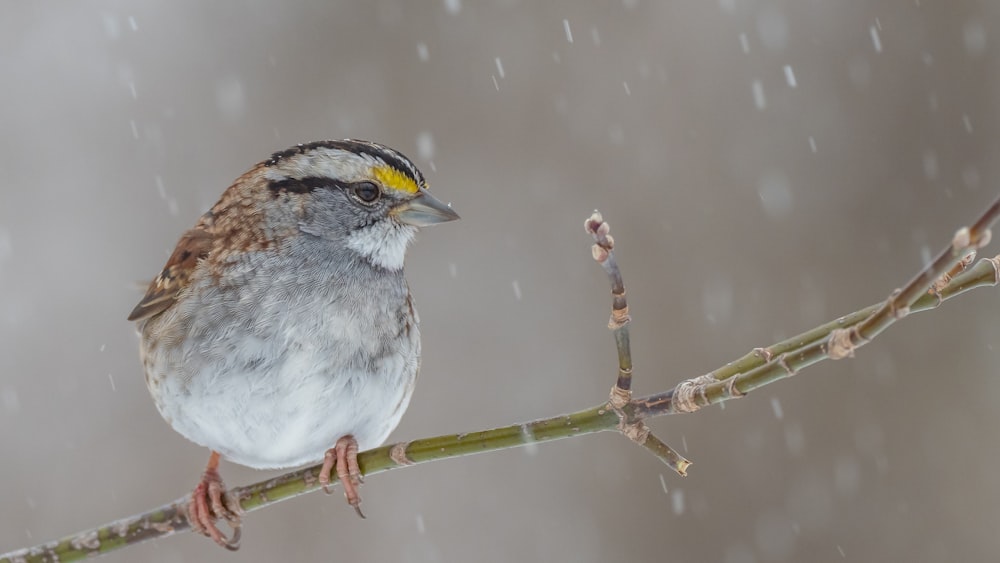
[
  {"left": 630, "top": 195, "right": 1000, "bottom": 417},
  {"left": 629, "top": 253, "right": 1000, "bottom": 417},
  {"left": 585, "top": 211, "right": 689, "bottom": 474},
  {"left": 584, "top": 212, "right": 633, "bottom": 398},
  {"left": 3, "top": 195, "right": 998, "bottom": 563}
]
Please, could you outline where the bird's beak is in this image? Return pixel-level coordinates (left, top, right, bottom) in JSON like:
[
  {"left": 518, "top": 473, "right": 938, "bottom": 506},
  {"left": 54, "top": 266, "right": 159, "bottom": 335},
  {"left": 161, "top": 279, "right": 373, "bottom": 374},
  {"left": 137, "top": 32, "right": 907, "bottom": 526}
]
[{"left": 392, "top": 187, "right": 460, "bottom": 227}]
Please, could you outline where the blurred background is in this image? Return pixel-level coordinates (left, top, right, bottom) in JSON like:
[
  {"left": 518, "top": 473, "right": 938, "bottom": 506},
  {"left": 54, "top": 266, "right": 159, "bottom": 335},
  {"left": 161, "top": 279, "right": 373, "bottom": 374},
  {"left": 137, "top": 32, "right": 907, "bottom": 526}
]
[{"left": 2, "top": 1, "right": 999, "bottom": 562}]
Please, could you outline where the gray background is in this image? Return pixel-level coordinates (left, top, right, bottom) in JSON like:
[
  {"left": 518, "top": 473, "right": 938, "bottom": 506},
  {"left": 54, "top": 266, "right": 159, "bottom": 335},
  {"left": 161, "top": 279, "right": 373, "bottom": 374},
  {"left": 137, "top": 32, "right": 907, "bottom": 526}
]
[{"left": 2, "top": 1, "right": 1000, "bottom": 562}]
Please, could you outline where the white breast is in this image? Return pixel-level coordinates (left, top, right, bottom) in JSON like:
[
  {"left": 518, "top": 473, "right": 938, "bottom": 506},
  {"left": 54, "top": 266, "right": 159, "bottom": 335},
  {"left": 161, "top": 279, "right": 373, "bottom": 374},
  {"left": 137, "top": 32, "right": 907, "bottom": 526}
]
[{"left": 140, "top": 250, "right": 420, "bottom": 470}]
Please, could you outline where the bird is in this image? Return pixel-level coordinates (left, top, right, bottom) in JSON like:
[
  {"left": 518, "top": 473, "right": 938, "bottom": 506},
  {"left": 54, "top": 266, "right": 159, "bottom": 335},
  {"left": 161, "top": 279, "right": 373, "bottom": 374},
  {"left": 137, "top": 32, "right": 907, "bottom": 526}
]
[{"left": 128, "top": 140, "right": 459, "bottom": 549}]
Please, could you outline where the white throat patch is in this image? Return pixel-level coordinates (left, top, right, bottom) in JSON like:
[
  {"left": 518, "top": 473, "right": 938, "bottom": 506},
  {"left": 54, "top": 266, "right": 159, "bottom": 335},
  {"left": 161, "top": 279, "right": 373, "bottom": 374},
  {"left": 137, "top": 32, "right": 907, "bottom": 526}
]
[{"left": 345, "top": 220, "right": 417, "bottom": 271}]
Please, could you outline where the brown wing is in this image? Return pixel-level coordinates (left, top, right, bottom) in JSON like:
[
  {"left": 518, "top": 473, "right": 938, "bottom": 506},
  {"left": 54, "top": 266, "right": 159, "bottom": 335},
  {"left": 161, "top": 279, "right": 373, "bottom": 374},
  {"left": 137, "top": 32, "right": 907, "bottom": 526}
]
[{"left": 127, "top": 225, "right": 214, "bottom": 322}]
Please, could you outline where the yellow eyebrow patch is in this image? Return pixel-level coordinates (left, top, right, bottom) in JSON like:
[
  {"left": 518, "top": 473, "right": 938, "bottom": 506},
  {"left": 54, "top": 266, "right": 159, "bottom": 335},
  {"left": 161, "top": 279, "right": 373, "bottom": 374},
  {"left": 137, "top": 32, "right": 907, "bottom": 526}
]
[{"left": 372, "top": 165, "right": 419, "bottom": 194}]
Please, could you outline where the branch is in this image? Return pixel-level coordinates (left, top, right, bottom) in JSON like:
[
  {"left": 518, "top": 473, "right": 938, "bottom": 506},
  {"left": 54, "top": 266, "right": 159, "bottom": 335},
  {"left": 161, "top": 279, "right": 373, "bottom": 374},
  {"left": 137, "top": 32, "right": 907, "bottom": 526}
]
[
  {"left": 631, "top": 197, "right": 999, "bottom": 417},
  {"left": 3, "top": 195, "right": 998, "bottom": 563},
  {"left": 585, "top": 211, "right": 689, "bottom": 475}
]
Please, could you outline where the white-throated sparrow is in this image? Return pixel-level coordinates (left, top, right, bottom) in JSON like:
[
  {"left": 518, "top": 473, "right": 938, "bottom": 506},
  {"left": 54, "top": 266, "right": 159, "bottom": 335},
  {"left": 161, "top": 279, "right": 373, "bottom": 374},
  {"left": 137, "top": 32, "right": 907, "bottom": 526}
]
[{"left": 129, "top": 140, "right": 458, "bottom": 549}]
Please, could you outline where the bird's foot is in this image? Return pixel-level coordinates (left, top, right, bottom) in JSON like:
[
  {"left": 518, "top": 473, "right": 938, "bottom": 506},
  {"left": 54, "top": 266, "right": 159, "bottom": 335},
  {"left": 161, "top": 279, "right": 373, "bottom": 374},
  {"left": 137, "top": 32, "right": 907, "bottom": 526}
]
[
  {"left": 187, "top": 451, "right": 242, "bottom": 550},
  {"left": 319, "top": 435, "right": 366, "bottom": 518}
]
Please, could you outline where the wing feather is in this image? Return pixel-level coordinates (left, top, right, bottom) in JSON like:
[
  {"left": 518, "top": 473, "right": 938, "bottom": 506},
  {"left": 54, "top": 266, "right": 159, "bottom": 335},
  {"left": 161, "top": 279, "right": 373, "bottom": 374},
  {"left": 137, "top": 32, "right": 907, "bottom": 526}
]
[{"left": 128, "top": 225, "right": 214, "bottom": 322}]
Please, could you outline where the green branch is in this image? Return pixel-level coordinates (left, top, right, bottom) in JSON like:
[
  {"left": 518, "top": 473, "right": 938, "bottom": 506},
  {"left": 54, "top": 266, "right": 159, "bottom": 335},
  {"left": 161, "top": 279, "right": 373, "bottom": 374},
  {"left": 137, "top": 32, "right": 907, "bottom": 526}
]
[{"left": 3, "top": 194, "right": 998, "bottom": 563}]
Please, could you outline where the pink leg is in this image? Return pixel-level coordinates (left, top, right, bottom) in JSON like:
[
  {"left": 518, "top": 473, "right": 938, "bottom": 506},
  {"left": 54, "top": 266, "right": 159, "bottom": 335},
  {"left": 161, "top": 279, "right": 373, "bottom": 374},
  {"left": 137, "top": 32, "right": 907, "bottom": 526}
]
[
  {"left": 318, "top": 435, "right": 366, "bottom": 518},
  {"left": 187, "top": 451, "right": 242, "bottom": 550}
]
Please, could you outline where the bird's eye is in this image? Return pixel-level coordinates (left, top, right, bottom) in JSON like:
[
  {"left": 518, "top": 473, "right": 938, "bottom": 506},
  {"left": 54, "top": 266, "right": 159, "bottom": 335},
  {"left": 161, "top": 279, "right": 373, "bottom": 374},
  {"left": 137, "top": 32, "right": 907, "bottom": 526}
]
[{"left": 352, "top": 181, "right": 381, "bottom": 203}]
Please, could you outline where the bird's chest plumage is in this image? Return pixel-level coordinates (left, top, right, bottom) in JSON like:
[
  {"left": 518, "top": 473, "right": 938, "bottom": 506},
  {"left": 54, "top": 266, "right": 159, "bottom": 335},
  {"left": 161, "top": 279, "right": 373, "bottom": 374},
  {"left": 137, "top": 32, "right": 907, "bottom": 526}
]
[{"left": 139, "top": 252, "right": 420, "bottom": 469}]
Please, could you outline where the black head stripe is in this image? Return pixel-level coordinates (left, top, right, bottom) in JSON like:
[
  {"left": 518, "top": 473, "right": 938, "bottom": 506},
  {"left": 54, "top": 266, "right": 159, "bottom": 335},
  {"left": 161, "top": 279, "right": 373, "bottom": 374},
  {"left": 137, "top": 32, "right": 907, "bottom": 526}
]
[
  {"left": 265, "top": 140, "right": 425, "bottom": 188},
  {"left": 339, "top": 140, "right": 425, "bottom": 189},
  {"left": 268, "top": 176, "right": 344, "bottom": 195}
]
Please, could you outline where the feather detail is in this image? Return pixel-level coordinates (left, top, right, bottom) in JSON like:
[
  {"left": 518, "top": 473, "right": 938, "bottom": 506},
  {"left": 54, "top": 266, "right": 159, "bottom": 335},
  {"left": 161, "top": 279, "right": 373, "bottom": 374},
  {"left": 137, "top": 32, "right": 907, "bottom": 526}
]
[{"left": 128, "top": 217, "right": 214, "bottom": 321}]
